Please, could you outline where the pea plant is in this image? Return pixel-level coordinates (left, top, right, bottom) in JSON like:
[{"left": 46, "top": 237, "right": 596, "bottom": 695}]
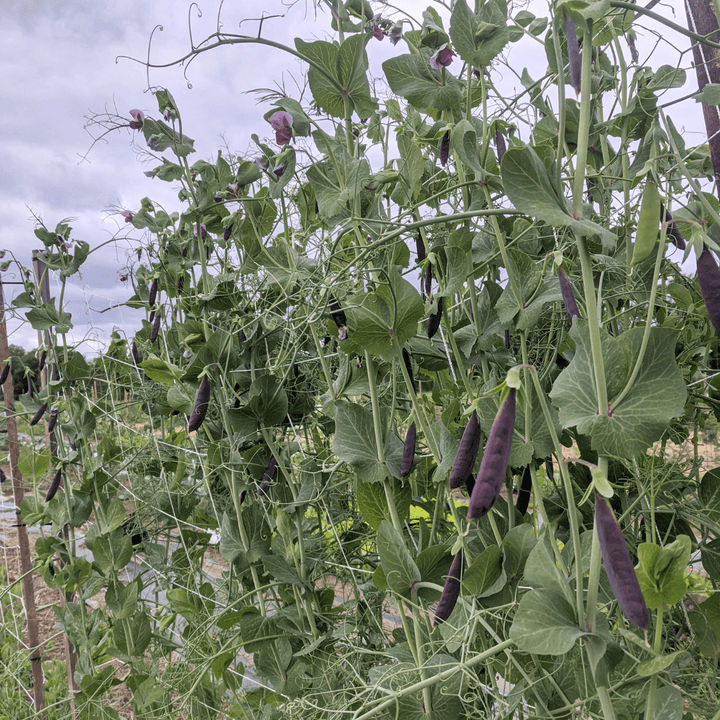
[{"left": 8, "top": 1, "right": 720, "bottom": 718}]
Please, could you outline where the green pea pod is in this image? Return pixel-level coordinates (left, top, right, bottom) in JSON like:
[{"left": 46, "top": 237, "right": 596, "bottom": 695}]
[{"left": 630, "top": 179, "right": 661, "bottom": 266}]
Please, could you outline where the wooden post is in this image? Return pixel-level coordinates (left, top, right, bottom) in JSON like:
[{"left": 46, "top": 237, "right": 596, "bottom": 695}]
[
  {"left": 0, "top": 278, "right": 46, "bottom": 718},
  {"left": 31, "top": 251, "right": 78, "bottom": 712}
]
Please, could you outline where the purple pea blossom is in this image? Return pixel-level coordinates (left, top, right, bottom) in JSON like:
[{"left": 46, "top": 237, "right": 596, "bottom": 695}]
[
  {"left": 388, "top": 24, "right": 403, "bottom": 46},
  {"left": 194, "top": 224, "right": 208, "bottom": 240},
  {"left": 129, "top": 109, "right": 145, "bottom": 130},
  {"left": 373, "top": 24, "right": 385, "bottom": 40},
  {"left": 429, "top": 45, "right": 455, "bottom": 69},
  {"left": 121, "top": 210, "right": 134, "bottom": 223},
  {"left": 148, "top": 137, "right": 160, "bottom": 150},
  {"left": 268, "top": 110, "right": 293, "bottom": 145}
]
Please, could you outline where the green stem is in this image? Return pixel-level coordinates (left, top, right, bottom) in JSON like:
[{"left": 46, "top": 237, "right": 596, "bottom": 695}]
[
  {"left": 644, "top": 607, "right": 665, "bottom": 720},
  {"left": 610, "top": 218, "right": 667, "bottom": 408},
  {"left": 572, "top": 25, "right": 594, "bottom": 218},
  {"left": 350, "top": 640, "right": 515, "bottom": 720}
]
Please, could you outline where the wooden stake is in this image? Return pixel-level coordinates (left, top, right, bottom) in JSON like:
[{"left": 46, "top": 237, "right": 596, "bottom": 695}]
[{"left": 0, "top": 278, "right": 46, "bottom": 718}]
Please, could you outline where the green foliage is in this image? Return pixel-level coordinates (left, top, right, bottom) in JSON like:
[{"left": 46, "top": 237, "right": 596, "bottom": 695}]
[{"left": 7, "top": 3, "right": 720, "bottom": 719}]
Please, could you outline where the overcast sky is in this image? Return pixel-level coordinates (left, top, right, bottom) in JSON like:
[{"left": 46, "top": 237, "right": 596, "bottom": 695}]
[{"left": 0, "top": 0, "right": 696, "bottom": 355}]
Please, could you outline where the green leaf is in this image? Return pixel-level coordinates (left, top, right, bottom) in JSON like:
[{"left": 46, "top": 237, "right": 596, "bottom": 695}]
[
  {"left": 509, "top": 588, "right": 584, "bottom": 655},
  {"left": 166, "top": 383, "right": 195, "bottom": 414},
  {"left": 382, "top": 54, "right": 463, "bottom": 112},
  {"left": 140, "top": 357, "right": 182, "bottom": 385},
  {"left": 220, "top": 512, "right": 245, "bottom": 564},
  {"left": 377, "top": 520, "right": 421, "bottom": 595},
  {"left": 451, "top": 119, "right": 485, "bottom": 177},
  {"left": 255, "top": 637, "right": 293, "bottom": 691},
  {"left": 333, "top": 401, "right": 404, "bottom": 482},
  {"left": 105, "top": 579, "right": 140, "bottom": 620},
  {"left": 501, "top": 524, "right": 537, "bottom": 582},
  {"left": 699, "top": 83, "right": 720, "bottom": 105},
  {"left": 461, "top": 545, "right": 502, "bottom": 595},
  {"left": 347, "top": 269, "right": 424, "bottom": 356},
  {"left": 636, "top": 650, "right": 687, "bottom": 677},
  {"left": 295, "top": 36, "right": 376, "bottom": 119},
  {"left": 653, "top": 685, "right": 683, "bottom": 720},
  {"left": 501, "top": 145, "right": 616, "bottom": 248},
  {"left": 700, "top": 467, "right": 720, "bottom": 522},
  {"left": 392, "top": 134, "right": 425, "bottom": 206},
  {"left": 450, "top": 0, "right": 509, "bottom": 68},
  {"left": 523, "top": 531, "right": 574, "bottom": 607},
  {"left": 17, "top": 446, "right": 50, "bottom": 478},
  {"left": 113, "top": 612, "right": 151, "bottom": 657},
  {"left": 93, "top": 531, "right": 133, "bottom": 574},
  {"left": 368, "top": 654, "right": 463, "bottom": 720},
  {"left": 636, "top": 537, "right": 691, "bottom": 610},
  {"left": 549, "top": 320, "right": 687, "bottom": 459},
  {"left": 240, "top": 375, "right": 289, "bottom": 428},
  {"left": 356, "top": 477, "right": 411, "bottom": 530},
  {"left": 701, "top": 538, "right": 720, "bottom": 582}
]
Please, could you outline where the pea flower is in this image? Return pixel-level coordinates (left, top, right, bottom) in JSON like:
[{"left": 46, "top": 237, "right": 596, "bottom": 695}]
[
  {"left": 129, "top": 109, "right": 145, "bottom": 130},
  {"left": 121, "top": 210, "right": 134, "bottom": 223},
  {"left": 268, "top": 110, "right": 293, "bottom": 145},
  {"left": 429, "top": 45, "right": 455, "bottom": 69},
  {"left": 388, "top": 24, "right": 403, "bottom": 46}
]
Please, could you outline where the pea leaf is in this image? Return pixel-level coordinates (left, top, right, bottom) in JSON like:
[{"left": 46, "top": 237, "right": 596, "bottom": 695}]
[
  {"left": 382, "top": 54, "right": 463, "bottom": 111},
  {"left": 356, "top": 477, "right": 411, "bottom": 530},
  {"left": 347, "top": 269, "right": 424, "bottom": 356},
  {"left": 450, "top": 0, "right": 509, "bottom": 68},
  {"left": 378, "top": 520, "right": 421, "bottom": 596},
  {"left": 295, "top": 35, "right": 377, "bottom": 118},
  {"left": 509, "top": 588, "right": 585, "bottom": 655},
  {"left": 333, "top": 401, "right": 404, "bottom": 482},
  {"left": 461, "top": 545, "right": 502, "bottom": 595},
  {"left": 550, "top": 320, "right": 687, "bottom": 459},
  {"left": 501, "top": 145, "right": 616, "bottom": 249},
  {"left": 636, "top": 536, "right": 691, "bottom": 610}
]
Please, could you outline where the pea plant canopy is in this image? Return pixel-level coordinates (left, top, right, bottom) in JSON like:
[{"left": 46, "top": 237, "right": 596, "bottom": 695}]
[{"left": 8, "top": 0, "right": 720, "bottom": 718}]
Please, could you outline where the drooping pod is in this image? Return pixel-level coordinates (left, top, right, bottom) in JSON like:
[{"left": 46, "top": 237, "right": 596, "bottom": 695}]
[
  {"left": 515, "top": 464, "right": 533, "bottom": 516},
  {"left": 424, "top": 265, "right": 433, "bottom": 299},
  {"left": 558, "top": 268, "right": 581, "bottom": 323},
  {"left": 0, "top": 468, "right": 6, "bottom": 483},
  {"left": 150, "top": 314, "right": 161, "bottom": 343},
  {"left": 468, "top": 389, "right": 516, "bottom": 520},
  {"left": 415, "top": 232, "right": 426, "bottom": 263},
  {"left": 449, "top": 412, "right": 482, "bottom": 490},
  {"left": 697, "top": 248, "right": 720, "bottom": 337},
  {"left": 258, "top": 455, "right": 278, "bottom": 496},
  {"left": 402, "top": 348, "right": 416, "bottom": 394},
  {"left": 0, "top": 363, "right": 9, "bottom": 386},
  {"left": 439, "top": 131, "right": 450, "bottom": 167},
  {"left": 434, "top": 550, "right": 464, "bottom": 625},
  {"left": 427, "top": 297, "right": 443, "bottom": 339},
  {"left": 30, "top": 403, "right": 47, "bottom": 427},
  {"left": 47, "top": 408, "right": 58, "bottom": 433},
  {"left": 495, "top": 127, "right": 507, "bottom": 163},
  {"left": 46, "top": 469, "right": 62, "bottom": 502},
  {"left": 38, "top": 351, "right": 46, "bottom": 372},
  {"left": 188, "top": 376, "right": 211, "bottom": 432},
  {"left": 595, "top": 494, "right": 649, "bottom": 630},
  {"left": 132, "top": 343, "right": 140, "bottom": 366},
  {"left": 401, "top": 422, "right": 416, "bottom": 478},
  {"left": 660, "top": 204, "right": 686, "bottom": 250},
  {"left": 148, "top": 278, "right": 158, "bottom": 307},
  {"left": 630, "top": 178, "right": 661, "bottom": 266},
  {"left": 565, "top": 14, "right": 581, "bottom": 95}
]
